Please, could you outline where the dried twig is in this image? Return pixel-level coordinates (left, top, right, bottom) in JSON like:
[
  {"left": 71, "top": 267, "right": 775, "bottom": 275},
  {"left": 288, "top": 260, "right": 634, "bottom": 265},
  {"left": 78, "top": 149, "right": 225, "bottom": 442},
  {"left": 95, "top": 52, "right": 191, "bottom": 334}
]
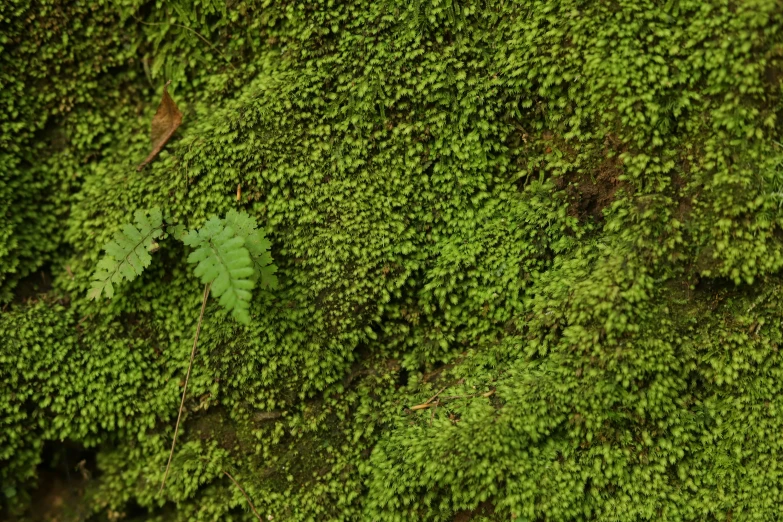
[
  {"left": 409, "top": 385, "right": 448, "bottom": 411},
  {"left": 160, "top": 282, "right": 211, "bottom": 493},
  {"left": 409, "top": 389, "right": 495, "bottom": 411},
  {"left": 223, "top": 470, "right": 263, "bottom": 521},
  {"left": 425, "top": 385, "right": 448, "bottom": 404}
]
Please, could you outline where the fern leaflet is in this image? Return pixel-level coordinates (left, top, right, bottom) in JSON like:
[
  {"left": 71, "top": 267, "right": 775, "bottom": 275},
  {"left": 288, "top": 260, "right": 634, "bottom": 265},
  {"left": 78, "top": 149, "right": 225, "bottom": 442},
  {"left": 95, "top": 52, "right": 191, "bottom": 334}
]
[
  {"left": 223, "top": 209, "right": 279, "bottom": 290},
  {"left": 183, "top": 217, "right": 255, "bottom": 324},
  {"left": 88, "top": 208, "right": 164, "bottom": 300}
]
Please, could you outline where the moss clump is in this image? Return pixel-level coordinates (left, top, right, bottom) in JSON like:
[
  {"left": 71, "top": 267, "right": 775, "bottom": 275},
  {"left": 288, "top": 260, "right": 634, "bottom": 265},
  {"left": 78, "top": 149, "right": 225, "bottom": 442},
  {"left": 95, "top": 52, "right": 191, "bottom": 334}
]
[{"left": 4, "top": 0, "right": 783, "bottom": 520}]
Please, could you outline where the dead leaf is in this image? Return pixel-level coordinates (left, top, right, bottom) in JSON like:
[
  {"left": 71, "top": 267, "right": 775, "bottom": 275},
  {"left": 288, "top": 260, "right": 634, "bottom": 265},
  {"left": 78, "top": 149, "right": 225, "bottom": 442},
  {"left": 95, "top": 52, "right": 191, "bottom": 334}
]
[{"left": 137, "top": 80, "right": 183, "bottom": 171}]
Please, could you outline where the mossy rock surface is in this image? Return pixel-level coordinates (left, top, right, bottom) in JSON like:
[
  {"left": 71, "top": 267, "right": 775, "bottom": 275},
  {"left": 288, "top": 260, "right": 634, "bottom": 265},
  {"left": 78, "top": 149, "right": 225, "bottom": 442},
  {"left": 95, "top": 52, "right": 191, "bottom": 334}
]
[{"left": 4, "top": 0, "right": 783, "bottom": 520}]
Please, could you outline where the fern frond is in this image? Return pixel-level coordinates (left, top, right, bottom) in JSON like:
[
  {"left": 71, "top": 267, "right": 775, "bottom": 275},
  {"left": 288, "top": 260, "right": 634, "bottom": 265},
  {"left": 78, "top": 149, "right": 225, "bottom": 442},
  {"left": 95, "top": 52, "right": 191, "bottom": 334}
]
[
  {"left": 223, "top": 209, "right": 279, "bottom": 289},
  {"left": 88, "top": 207, "right": 164, "bottom": 300},
  {"left": 183, "top": 217, "right": 255, "bottom": 324}
]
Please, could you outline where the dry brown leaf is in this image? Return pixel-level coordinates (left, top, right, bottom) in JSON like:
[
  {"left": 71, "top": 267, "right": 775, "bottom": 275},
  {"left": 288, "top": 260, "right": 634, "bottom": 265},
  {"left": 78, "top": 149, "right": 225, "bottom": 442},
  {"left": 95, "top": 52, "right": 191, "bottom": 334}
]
[{"left": 137, "top": 80, "right": 183, "bottom": 171}]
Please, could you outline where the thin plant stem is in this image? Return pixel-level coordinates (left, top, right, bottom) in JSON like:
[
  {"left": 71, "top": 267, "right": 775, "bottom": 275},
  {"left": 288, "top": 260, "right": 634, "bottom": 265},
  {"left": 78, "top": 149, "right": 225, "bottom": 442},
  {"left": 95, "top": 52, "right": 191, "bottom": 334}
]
[
  {"left": 160, "top": 282, "right": 211, "bottom": 493},
  {"left": 223, "top": 470, "right": 263, "bottom": 521},
  {"left": 134, "top": 17, "right": 237, "bottom": 70}
]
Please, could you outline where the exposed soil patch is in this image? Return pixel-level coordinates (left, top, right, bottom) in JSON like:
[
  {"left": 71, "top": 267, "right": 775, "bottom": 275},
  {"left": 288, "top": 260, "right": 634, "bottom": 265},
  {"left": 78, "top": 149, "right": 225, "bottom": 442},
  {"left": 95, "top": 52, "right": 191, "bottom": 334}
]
[
  {"left": 453, "top": 501, "right": 494, "bottom": 521},
  {"left": 555, "top": 151, "right": 624, "bottom": 221},
  {"left": 27, "top": 471, "right": 89, "bottom": 522},
  {"left": 21, "top": 442, "right": 97, "bottom": 522},
  {"left": 531, "top": 130, "right": 627, "bottom": 222},
  {"left": 11, "top": 265, "right": 53, "bottom": 305}
]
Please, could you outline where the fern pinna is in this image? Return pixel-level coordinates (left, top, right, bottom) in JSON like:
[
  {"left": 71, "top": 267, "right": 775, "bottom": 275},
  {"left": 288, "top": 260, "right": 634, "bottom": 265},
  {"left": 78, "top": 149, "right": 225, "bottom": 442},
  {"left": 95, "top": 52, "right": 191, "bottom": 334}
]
[
  {"left": 88, "top": 208, "right": 164, "bottom": 300},
  {"left": 182, "top": 217, "right": 255, "bottom": 323},
  {"left": 89, "top": 207, "right": 277, "bottom": 324}
]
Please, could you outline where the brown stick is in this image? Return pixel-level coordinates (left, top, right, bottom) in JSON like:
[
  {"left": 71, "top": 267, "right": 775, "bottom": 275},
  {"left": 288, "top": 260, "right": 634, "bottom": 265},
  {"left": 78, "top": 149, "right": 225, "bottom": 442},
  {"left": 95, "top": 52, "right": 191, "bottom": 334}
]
[
  {"left": 425, "top": 385, "right": 448, "bottom": 405},
  {"left": 408, "top": 385, "right": 448, "bottom": 411},
  {"left": 223, "top": 470, "right": 263, "bottom": 521},
  {"left": 409, "top": 389, "right": 495, "bottom": 411},
  {"left": 409, "top": 402, "right": 437, "bottom": 411},
  {"left": 160, "top": 282, "right": 211, "bottom": 493}
]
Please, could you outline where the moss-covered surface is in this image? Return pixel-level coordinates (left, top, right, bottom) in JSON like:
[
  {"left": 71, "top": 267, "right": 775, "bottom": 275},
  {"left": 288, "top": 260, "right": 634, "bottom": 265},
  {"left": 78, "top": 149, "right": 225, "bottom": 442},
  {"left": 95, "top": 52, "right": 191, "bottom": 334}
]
[{"left": 4, "top": 0, "right": 783, "bottom": 520}]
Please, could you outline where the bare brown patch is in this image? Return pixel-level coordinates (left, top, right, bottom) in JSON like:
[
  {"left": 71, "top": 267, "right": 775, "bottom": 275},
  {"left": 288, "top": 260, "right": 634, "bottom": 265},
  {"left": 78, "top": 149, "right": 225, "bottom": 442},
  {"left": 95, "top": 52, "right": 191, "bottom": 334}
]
[
  {"left": 28, "top": 470, "right": 90, "bottom": 522},
  {"left": 454, "top": 501, "right": 495, "bottom": 522},
  {"left": 556, "top": 153, "right": 624, "bottom": 221},
  {"left": 535, "top": 130, "right": 626, "bottom": 221},
  {"left": 669, "top": 166, "right": 696, "bottom": 223}
]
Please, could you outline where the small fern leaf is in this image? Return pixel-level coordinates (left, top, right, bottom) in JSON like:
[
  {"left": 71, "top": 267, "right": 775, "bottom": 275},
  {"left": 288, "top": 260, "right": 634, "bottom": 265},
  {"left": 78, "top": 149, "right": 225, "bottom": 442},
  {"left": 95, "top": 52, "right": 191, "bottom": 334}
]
[
  {"left": 185, "top": 217, "right": 255, "bottom": 324},
  {"left": 168, "top": 223, "right": 187, "bottom": 242},
  {"left": 89, "top": 207, "right": 164, "bottom": 300},
  {"left": 259, "top": 264, "right": 279, "bottom": 290},
  {"left": 87, "top": 282, "right": 104, "bottom": 301}
]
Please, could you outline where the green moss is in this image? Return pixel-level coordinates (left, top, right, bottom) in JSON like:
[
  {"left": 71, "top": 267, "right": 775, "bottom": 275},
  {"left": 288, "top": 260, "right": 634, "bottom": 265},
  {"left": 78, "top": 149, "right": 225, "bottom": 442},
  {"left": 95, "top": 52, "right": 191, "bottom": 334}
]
[{"left": 5, "top": 0, "right": 783, "bottom": 520}]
